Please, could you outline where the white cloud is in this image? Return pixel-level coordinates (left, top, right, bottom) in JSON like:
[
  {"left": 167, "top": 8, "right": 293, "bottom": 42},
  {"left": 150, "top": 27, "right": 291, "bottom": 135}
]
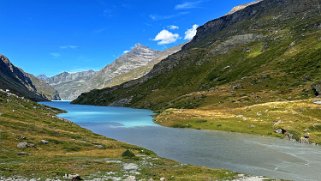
[
  {"left": 123, "top": 50, "right": 130, "bottom": 54},
  {"left": 50, "top": 52, "right": 61, "bottom": 58},
  {"left": 184, "top": 24, "right": 198, "bottom": 40},
  {"left": 60, "top": 45, "right": 79, "bottom": 49},
  {"left": 175, "top": 1, "right": 202, "bottom": 10},
  {"left": 154, "top": 29, "right": 180, "bottom": 45},
  {"left": 168, "top": 25, "right": 179, "bottom": 30}
]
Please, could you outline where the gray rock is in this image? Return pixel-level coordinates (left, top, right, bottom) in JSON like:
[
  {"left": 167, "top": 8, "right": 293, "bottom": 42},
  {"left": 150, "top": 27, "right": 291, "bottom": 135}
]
[
  {"left": 41, "top": 140, "right": 49, "bottom": 144},
  {"left": 123, "top": 163, "right": 138, "bottom": 171},
  {"left": 94, "top": 145, "right": 104, "bottom": 149},
  {"left": 124, "top": 176, "right": 136, "bottom": 181},
  {"left": 275, "top": 129, "right": 283, "bottom": 134},
  {"left": 17, "top": 142, "right": 28, "bottom": 149}
]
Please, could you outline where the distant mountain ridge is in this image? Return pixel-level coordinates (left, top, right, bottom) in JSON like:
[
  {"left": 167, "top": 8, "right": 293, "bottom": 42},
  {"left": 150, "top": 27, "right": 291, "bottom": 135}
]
[
  {"left": 0, "top": 54, "right": 60, "bottom": 101},
  {"left": 44, "top": 44, "right": 182, "bottom": 100},
  {"left": 41, "top": 70, "right": 96, "bottom": 100}
]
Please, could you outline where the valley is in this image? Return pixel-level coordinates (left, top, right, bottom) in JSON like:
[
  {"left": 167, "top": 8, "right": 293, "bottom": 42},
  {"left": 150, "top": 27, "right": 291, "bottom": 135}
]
[
  {"left": 1, "top": 0, "right": 321, "bottom": 180},
  {"left": 0, "top": 90, "right": 237, "bottom": 180},
  {"left": 73, "top": 0, "right": 321, "bottom": 145}
]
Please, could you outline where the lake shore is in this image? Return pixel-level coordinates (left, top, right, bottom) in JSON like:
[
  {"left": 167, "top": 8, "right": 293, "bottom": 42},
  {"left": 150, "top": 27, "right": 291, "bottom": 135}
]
[
  {"left": 155, "top": 99, "right": 321, "bottom": 145},
  {"left": 1, "top": 91, "right": 246, "bottom": 180}
]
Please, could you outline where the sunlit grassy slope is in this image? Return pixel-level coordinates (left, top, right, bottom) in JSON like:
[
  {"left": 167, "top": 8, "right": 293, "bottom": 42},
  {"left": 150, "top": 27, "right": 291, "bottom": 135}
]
[{"left": 0, "top": 91, "right": 236, "bottom": 180}]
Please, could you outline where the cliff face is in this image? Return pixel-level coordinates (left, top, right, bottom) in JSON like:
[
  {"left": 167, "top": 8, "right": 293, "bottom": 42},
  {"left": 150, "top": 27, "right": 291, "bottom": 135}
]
[
  {"left": 0, "top": 54, "right": 60, "bottom": 101},
  {"left": 73, "top": 0, "right": 321, "bottom": 110}
]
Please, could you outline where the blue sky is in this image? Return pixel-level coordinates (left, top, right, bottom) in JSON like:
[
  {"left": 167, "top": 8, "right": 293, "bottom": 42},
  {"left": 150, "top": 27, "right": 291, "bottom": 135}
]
[{"left": 0, "top": 0, "right": 252, "bottom": 76}]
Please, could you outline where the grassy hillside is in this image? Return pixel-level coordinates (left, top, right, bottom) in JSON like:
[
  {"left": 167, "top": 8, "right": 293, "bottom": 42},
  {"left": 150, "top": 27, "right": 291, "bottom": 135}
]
[
  {"left": 73, "top": 0, "right": 321, "bottom": 143},
  {"left": 0, "top": 90, "right": 238, "bottom": 180},
  {"left": 74, "top": 0, "right": 321, "bottom": 110}
]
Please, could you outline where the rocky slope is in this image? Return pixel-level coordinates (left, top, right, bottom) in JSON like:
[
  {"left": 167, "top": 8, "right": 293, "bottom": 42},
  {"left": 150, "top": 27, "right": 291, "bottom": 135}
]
[
  {"left": 46, "top": 44, "right": 181, "bottom": 100},
  {"left": 88, "top": 44, "right": 161, "bottom": 90},
  {"left": 0, "top": 54, "right": 60, "bottom": 101},
  {"left": 89, "top": 44, "right": 182, "bottom": 89},
  {"left": 73, "top": 0, "right": 321, "bottom": 109},
  {"left": 44, "top": 70, "right": 96, "bottom": 100}
]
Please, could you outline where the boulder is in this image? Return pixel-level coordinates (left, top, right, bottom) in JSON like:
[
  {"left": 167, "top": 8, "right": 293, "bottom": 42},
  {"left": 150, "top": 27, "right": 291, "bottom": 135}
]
[
  {"left": 94, "top": 144, "right": 104, "bottom": 149},
  {"left": 17, "top": 142, "right": 28, "bottom": 149},
  {"left": 124, "top": 176, "right": 136, "bottom": 181},
  {"left": 123, "top": 163, "right": 138, "bottom": 171},
  {"left": 40, "top": 140, "right": 49, "bottom": 144}
]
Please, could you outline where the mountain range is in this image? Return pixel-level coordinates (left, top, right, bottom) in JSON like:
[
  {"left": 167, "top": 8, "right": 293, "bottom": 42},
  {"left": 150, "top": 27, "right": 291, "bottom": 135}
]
[
  {"left": 42, "top": 44, "right": 182, "bottom": 100},
  {"left": 0, "top": 54, "right": 60, "bottom": 101},
  {"left": 73, "top": 0, "right": 321, "bottom": 110}
]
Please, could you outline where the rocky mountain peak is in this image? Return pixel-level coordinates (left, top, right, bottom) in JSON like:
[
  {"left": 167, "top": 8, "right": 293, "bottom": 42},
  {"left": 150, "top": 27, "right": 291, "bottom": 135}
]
[
  {"left": 0, "top": 54, "right": 14, "bottom": 72},
  {"left": 37, "top": 74, "right": 49, "bottom": 81},
  {"left": 133, "top": 43, "right": 146, "bottom": 49},
  {"left": 227, "top": 0, "right": 262, "bottom": 15}
]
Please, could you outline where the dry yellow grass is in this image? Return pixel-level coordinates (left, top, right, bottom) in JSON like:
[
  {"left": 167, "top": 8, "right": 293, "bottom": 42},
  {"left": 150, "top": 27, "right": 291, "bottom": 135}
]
[{"left": 156, "top": 99, "right": 321, "bottom": 144}]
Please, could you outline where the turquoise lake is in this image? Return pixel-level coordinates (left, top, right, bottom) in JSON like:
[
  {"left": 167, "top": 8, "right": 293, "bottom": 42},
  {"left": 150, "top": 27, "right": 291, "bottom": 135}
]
[{"left": 41, "top": 101, "right": 321, "bottom": 181}]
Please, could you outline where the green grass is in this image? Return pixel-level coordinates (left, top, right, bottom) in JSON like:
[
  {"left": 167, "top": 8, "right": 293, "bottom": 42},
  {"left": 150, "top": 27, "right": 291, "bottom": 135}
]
[
  {"left": 156, "top": 99, "right": 321, "bottom": 144},
  {"left": 0, "top": 91, "right": 239, "bottom": 180}
]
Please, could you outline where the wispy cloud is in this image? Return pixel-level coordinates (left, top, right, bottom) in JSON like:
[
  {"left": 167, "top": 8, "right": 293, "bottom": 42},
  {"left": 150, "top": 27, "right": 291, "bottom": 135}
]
[
  {"left": 168, "top": 25, "right": 179, "bottom": 30},
  {"left": 154, "top": 29, "right": 180, "bottom": 45},
  {"left": 60, "top": 45, "right": 79, "bottom": 49},
  {"left": 175, "top": 1, "right": 203, "bottom": 10},
  {"left": 149, "top": 12, "right": 189, "bottom": 21},
  {"left": 50, "top": 52, "right": 61, "bottom": 58}
]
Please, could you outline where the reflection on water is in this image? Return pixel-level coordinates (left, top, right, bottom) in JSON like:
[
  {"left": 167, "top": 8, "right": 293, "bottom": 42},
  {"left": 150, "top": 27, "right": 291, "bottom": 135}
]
[{"left": 41, "top": 101, "right": 321, "bottom": 181}]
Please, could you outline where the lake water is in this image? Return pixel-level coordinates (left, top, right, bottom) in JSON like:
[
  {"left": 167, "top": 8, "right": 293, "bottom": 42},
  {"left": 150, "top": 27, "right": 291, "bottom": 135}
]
[{"left": 41, "top": 101, "right": 321, "bottom": 181}]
